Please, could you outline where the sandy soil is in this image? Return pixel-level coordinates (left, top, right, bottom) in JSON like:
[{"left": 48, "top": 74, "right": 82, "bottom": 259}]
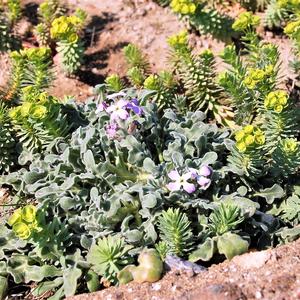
[{"left": 68, "top": 237, "right": 300, "bottom": 300}]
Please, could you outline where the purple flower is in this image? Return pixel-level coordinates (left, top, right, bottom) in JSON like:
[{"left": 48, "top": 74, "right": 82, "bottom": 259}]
[
  {"left": 126, "top": 99, "right": 143, "bottom": 116},
  {"left": 189, "top": 168, "right": 199, "bottom": 180},
  {"left": 107, "top": 99, "right": 129, "bottom": 121},
  {"left": 96, "top": 101, "right": 108, "bottom": 113},
  {"left": 166, "top": 170, "right": 196, "bottom": 194},
  {"left": 106, "top": 123, "right": 118, "bottom": 138},
  {"left": 199, "top": 165, "right": 213, "bottom": 177},
  {"left": 197, "top": 176, "right": 211, "bottom": 190}
]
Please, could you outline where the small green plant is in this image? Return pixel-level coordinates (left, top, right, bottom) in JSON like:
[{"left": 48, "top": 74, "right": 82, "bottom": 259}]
[
  {"left": 87, "top": 236, "right": 133, "bottom": 284},
  {"left": 0, "top": 103, "right": 17, "bottom": 174},
  {"left": 168, "top": 31, "right": 234, "bottom": 126},
  {"left": 7, "top": 205, "right": 39, "bottom": 239},
  {"left": 123, "top": 43, "right": 150, "bottom": 87},
  {"left": 0, "top": 0, "right": 21, "bottom": 51},
  {"left": 208, "top": 203, "right": 244, "bottom": 235},
  {"left": 264, "top": 0, "right": 300, "bottom": 29},
  {"left": 8, "top": 91, "right": 77, "bottom": 159},
  {"left": 105, "top": 74, "right": 124, "bottom": 92},
  {"left": 34, "top": 0, "right": 64, "bottom": 47},
  {"left": 0, "top": 47, "right": 53, "bottom": 102},
  {"left": 157, "top": 208, "right": 194, "bottom": 257},
  {"left": 50, "top": 9, "right": 87, "bottom": 75},
  {"left": 169, "top": 0, "right": 234, "bottom": 40}
]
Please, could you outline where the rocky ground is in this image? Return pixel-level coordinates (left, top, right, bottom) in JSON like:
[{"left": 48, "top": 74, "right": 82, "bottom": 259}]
[{"left": 68, "top": 237, "right": 300, "bottom": 300}]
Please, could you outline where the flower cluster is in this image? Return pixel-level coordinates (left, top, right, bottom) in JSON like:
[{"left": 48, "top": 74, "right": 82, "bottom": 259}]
[
  {"left": 144, "top": 75, "right": 161, "bottom": 90},
  {"left": 7, "top": 205, "right": 39, "bottom": 239},
  {"left": 166, "top": 165, "right": 213, "bottom": 194},
  {"left": 10, "top": 46, "right": 51, "bottom": 62},
  {"left": 167, "top": 30, "right": 188, "bottom": 49},
  {"left": 170, "top": 0, "right": 196, "bottom": 15},
  {"left": 281, "top": 138, "right": 299, "bottom": 154},
  {"left": 243, "top": 68, "right": 267, "bottom": 89},
  {"left": 235, "top": 125, "right": 265, "bottom": 153},
  {"left": 97, "top": 95, "right": 143, "bottom": 139},
  {"left": 232, "top": 12, "right": 260, "bottom": 32},
  {"left": 284, "top": 19, "right": 300, "bottom": 39},
  {"left": 50, "top": 14, "right": 83, "bottom": 43},
  {"left": 264, "top": 90, "right": 288, "bottom": 113},
  {"left": 9, "top": 90, "right": 51, "bottom": 120},
  {"left": 278, "top": 0, "right": 300, "bottom": 9}
]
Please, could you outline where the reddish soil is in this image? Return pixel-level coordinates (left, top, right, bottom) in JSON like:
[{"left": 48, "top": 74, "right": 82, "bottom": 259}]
[
  {"left": 0, "top": 0, "right": 296, "bottom": 100},
  {"left": 68, "top": 238, "right": 300, "bottom": 300}
]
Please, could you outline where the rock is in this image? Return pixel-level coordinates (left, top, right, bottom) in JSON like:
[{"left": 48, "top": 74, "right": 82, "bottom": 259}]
[
  {"left": 232, "top": 250, "right": 272, "bottom": 269},
  {"left": 164, "top": 255, "right": 207, "bottom": 276}
]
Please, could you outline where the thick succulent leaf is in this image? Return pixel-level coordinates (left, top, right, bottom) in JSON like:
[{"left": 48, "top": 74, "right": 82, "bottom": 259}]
[{"left": 217, "top": 232, "right": 249, "bottom": 260}]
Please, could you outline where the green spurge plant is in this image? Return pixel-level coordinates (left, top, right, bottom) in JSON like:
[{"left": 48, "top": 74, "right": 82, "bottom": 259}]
[
  {"left": 50, "top": 9, "right": 87, "bottom": 75},
  {"left": 8, "top": 91, "right": 82, "bottom": 162},
  {"left": 35, "top": 0, "right": 64, "bottom": 47},
  {"left": 0, "top": 102, "right": 17, "bottom": 174},
  {"left": 0, "top": 47, "right": 53, "bottom": 103},
  {"left": 0, "top": 0, "right": 21, "bottom": 51},
  {"left": 123, "top": 43, "right": 150, "bottom": 87},
  {"left": 157, "top": 208, "right": 194, "bottom": 257},
  {"left": 87, "top": 236, "right": 133, "bottom": 284},
  {"left": 169, "top": 0, "right": 234, "bottom": 40},
  {"left": 264, "top": 0, "right": 300, "bottom": 29},
  {"left": 167, "top": 31, "right": 234, "bottom": 126},
  {"left": 143, "top": 71, "right": 178, "bottom": 111}
]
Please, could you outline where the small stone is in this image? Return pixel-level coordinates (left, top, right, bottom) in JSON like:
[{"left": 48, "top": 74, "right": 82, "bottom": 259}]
[
  {"left": 232, "top": 250, "right": 271, "bottom": 269},
  {"left": 255, "top": 291, "right": 262, "bottom": 299},
  {"left": 151, "top": 283, "right": 161, "bottom": 291},
  {"left": 165, "top": 255, "right": 207, "bottom": 275}
]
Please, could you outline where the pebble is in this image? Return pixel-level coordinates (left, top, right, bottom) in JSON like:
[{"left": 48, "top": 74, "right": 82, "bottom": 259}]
[
  {"left": 151, "top": 283, "right": 161, "bottom": 291},
  {"left": 233, "top": 251, "right": 271, "bottom": 269},
  {"left": 165, "top": 255, "right": 207, "bottom": 276},
  {"left": 255, "top": 291, "right": 262, "bottom": 299}
]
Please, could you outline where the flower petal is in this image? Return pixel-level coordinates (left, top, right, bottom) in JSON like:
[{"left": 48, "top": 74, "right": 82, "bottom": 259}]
[
  {"left": 183, "top": 182, "right": 196, "bottom": 194},
  {"left": 197, "top": 176, "right": 211, "bottom": 190},
  {"left": 166, "top": 181, "right": 181, "bottom": 192},
  {"left": 117, "top": 99, "right": 129, "bottom": 108},
  {"left": 199, "top": 165, "right": 213, "bottom": 177},
  {"left": 168, "top": 170, "right": 180, "bottom": 180},
  {"left": 106, "top": 105, "right": 116, "bottom": 114},
  {"left": 117, "top": 109, "right": 129, "bottom": 120},
  {"left": 182, "top": 171, "right": 193, "bottom": 180},
  {"left": 189, "top": 168, "right": 198, "bottom": 179}
]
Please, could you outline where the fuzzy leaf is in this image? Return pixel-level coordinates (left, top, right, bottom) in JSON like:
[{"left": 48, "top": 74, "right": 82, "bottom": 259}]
[
  {"left": 0, "top": 276, "right": 8, "bottom": 300},
  {"left": 217, "top": 232, "right": 249, "bottom": 260},
  {"left": 189, "top": 238, "right": 216, "bottom": 262},
  {"left": 63, "top": 267, "right": 82, "bottom": 297},
  {"left": 255, "top": 184, "right": 285, "bottom": 204}
]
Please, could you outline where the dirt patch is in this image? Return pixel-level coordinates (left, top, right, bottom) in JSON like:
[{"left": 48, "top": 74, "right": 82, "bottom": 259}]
[
  {"left": 68, "top": 238, "right": 300, "bottom": 300},
  {"left": 1, "top": 0, "right": 296, "bottom": 100}
]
